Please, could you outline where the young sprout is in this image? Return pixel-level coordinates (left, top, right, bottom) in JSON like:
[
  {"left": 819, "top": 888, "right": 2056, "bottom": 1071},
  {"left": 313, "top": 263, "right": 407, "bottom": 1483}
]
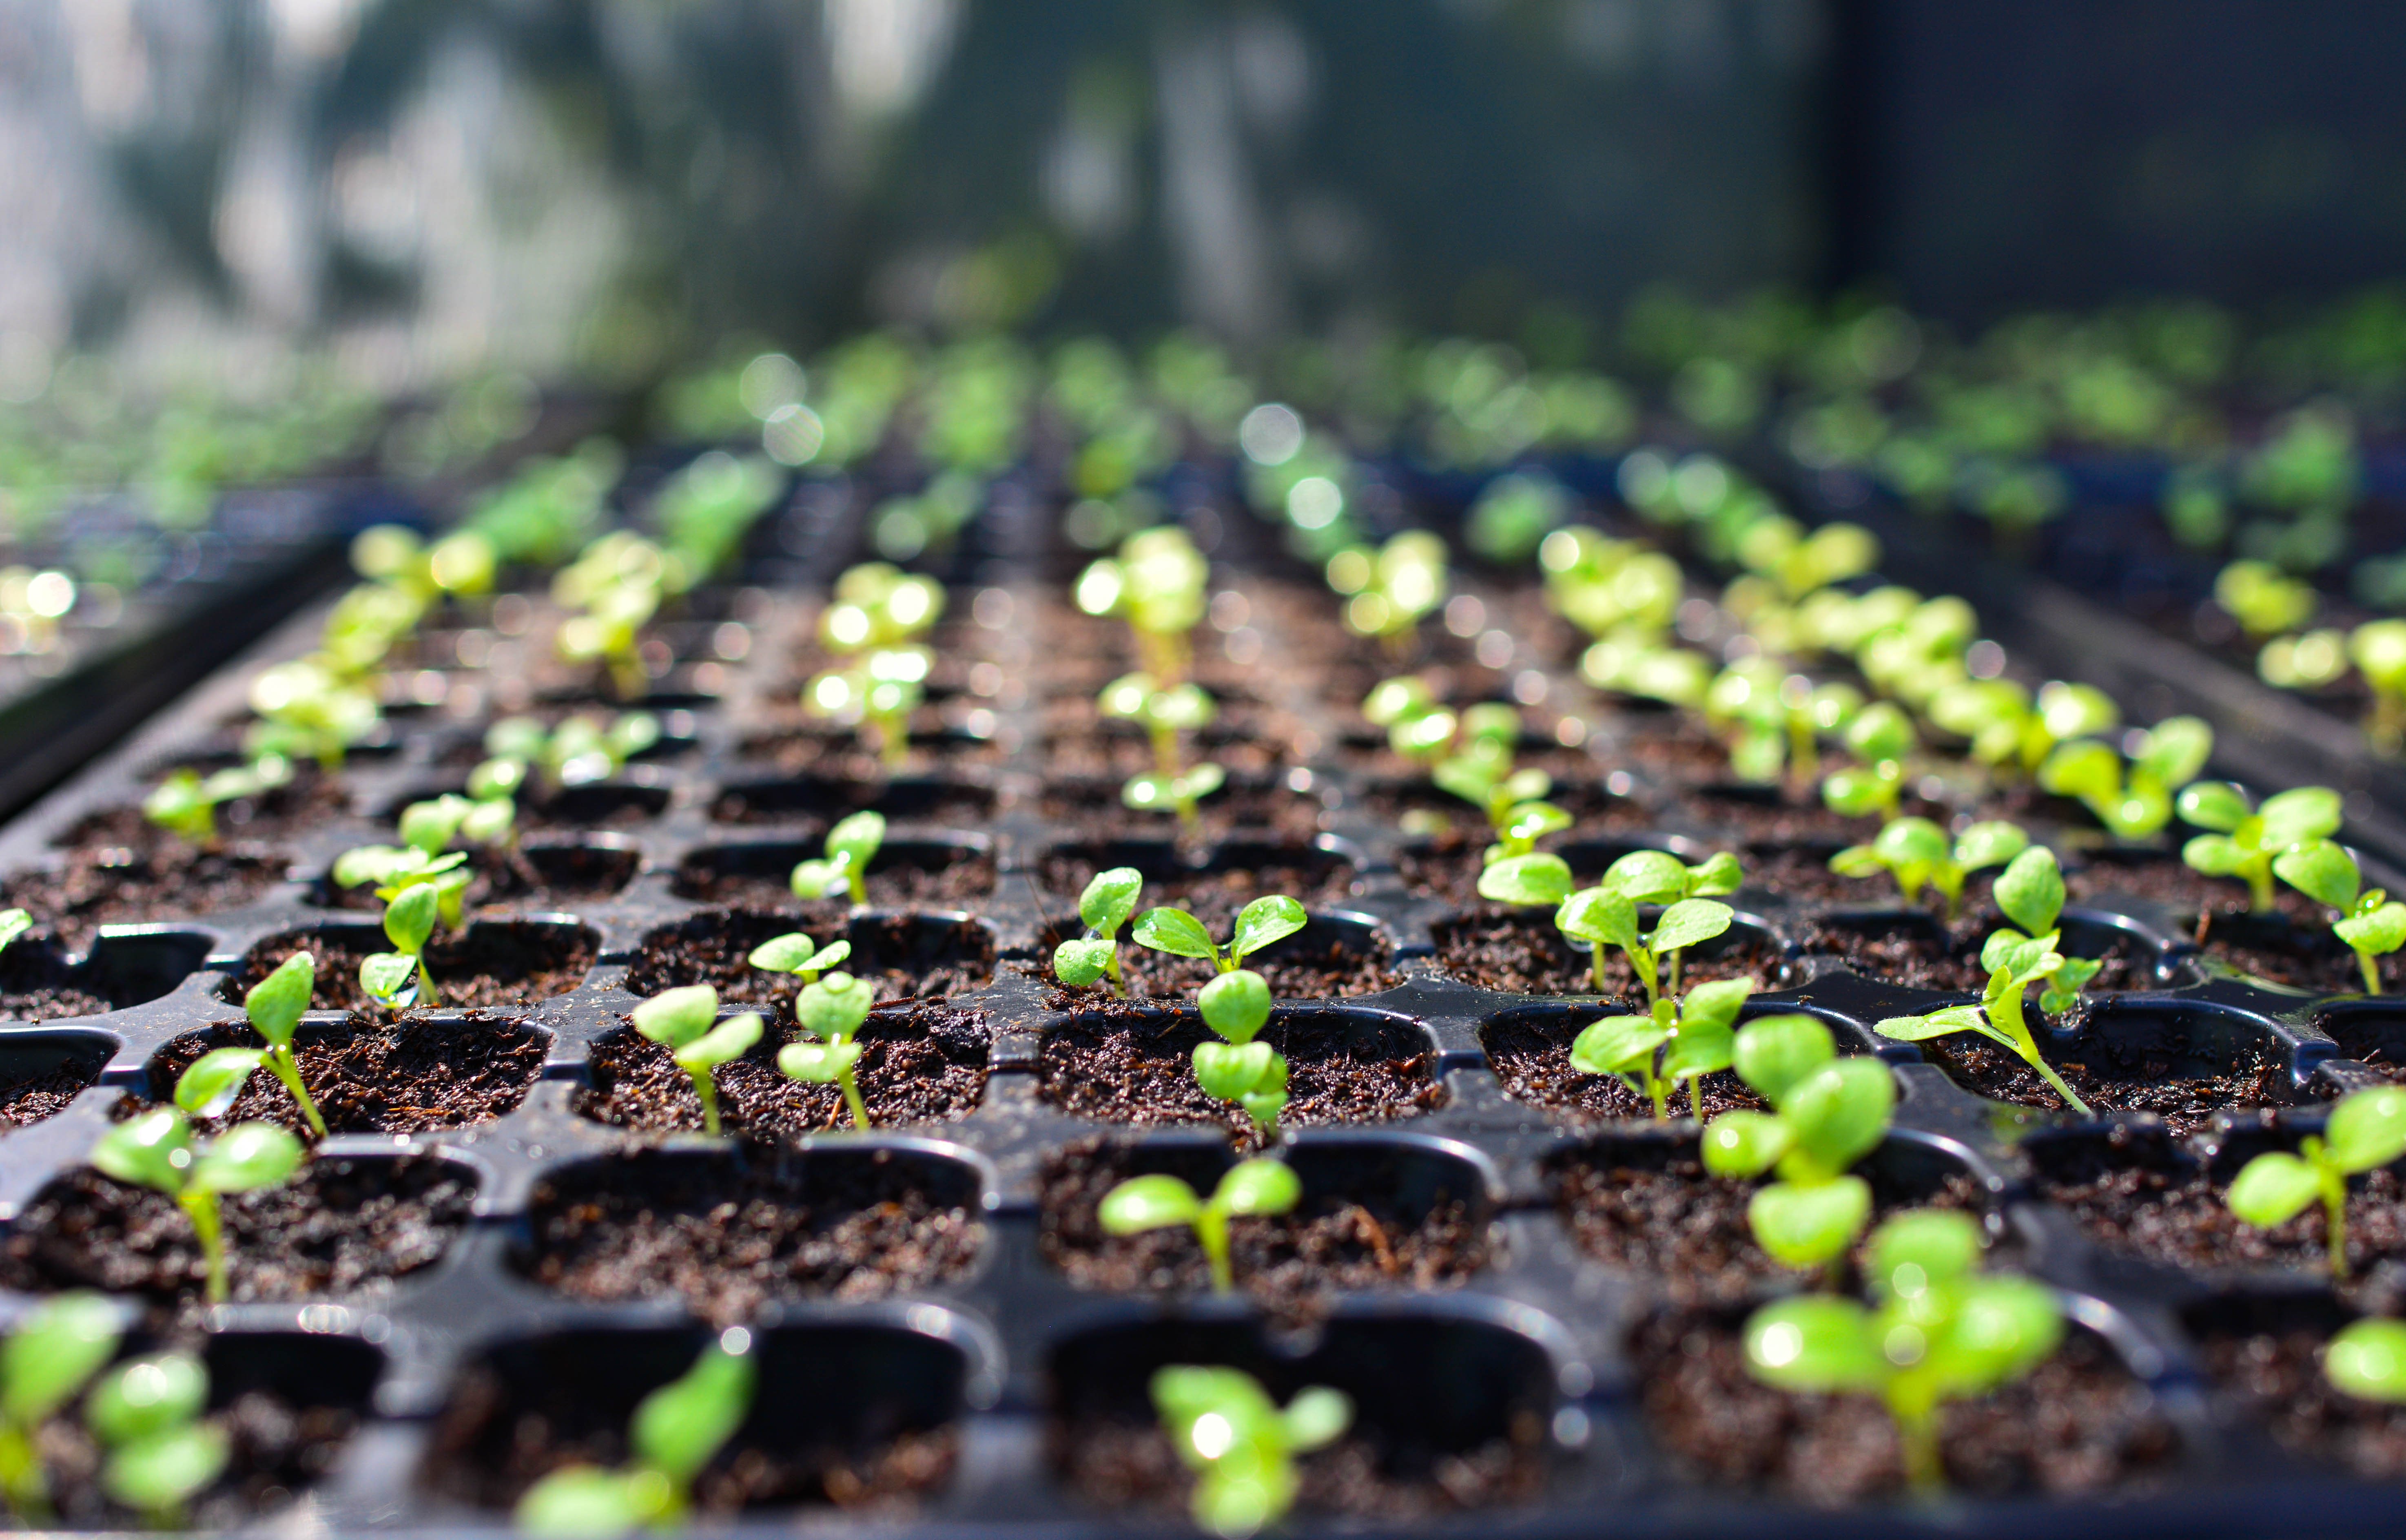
[
  {"left": 1541, "top": 528, "right": 1684, "bottom": 646},
  {"left": 359, "top": 882, "right": 443, "bottom": 1011},
  {"left": 1743, "top": 1209, "right": 2061, "bottom": 1496},
  {"left": 1478, "top": 852, "right": 1737, "bottom": 1002},
  {"left": 1097, "top": 1158, "right": 1302, "bottom": 1294},
  {"left": 1132, "top": 897, "right": 1309, "bottom": 979},
  {"left": 746, "top": 930, "right": 852, "bottom": 988},
  {"left": 142, "top": 757, "right": 292, "bottom": 847},
  {"left": 2036, "top": 716, "right": 2213, "bottom": 839},
  {"left": 2271, "top": 839, "right": 2406, "bottom": 993},
  {"left": 1075, "top": 527, "right": 1208, "bottom": 683},
  {"left": 1819, "top": 703, "right": 1917, "bottom": 823},
  {"left": 2215, "top": 559, "right": 2318, "bottom": 640},
  {"left": 1149, "top": 1366, "right": 1351, "bottom": 1539},
  {"left": 335, "top": 792, "right": 505, "bottom": 933},
  {"left": 2351, "top": 621, "right": 2406, "bottom": 754},
  {"left": 1570, "top": 978, "right": 1755, "bottom": 1122},
  {"left": 1052, "top": 867, "right": 1143, "bottom": 994},
  {"left": 0, "top": 910, "right": 29, "bottom": 959},
  {"left": 1703, "top": 1013, "right": 1895, "bottom": 1272},
  {"left": 2178, "top": 783, "right": 2343, "bottom": 912},
  {"left": 483, "top": 712, "right": 662, "bottom": 795},
  {"left": 1705, "top": 661, "right": 1861, "bottom": 786},
  {"left": 0, "top": 1292, "right": 121, "bottom": 1521},
  {"left": 2225, "top": 1086, "right": 2406, "bottom": 1279},
  {"left": 554, "top": 533, "right": 672, "bottom": 700},
  {"left": 515, "top": 1329, "right": 756, "bottom": 1536},
  {"left": 630, "top": 986, "right": 764, "bottom": 1138},
  {"left": 1098, "top": 673, "right": 1225, "bottom": 831},
  {"left": 244, "top": 657, "right": 381, "bottom": 770},
  {"left": 1325, "top": 531, "right": 1447, "bottom": 657},
  {"left": 789, "top": 810, "right": 886, "bottom": 906},
  {"left": 1872, "top": 848, "right": 2101, "bottom": 1117},
  {"left": 808, "top": 564, "right": 944, "bottom": 769},
  {"left": 177, "top": 952, "right": 326, "bottom": 1138},
  {"left": 1830, "top": 819, "right": 2028, "bottom": 923},
  {"left": 89, "top": 1351, "right": 227, "bottom": 1528},
  {"left": 781, "top": 972, "right": 878, "bottom": 1129},
  {"left": 88, "top": 1107, "right": 304, "bottom": 1303},
  {"left": 2325, "top": 1317, "right": 2406, "bottom": 1403}
]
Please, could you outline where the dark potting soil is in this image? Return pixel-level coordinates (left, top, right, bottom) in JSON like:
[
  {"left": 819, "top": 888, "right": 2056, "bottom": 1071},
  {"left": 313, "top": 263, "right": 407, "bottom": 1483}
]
[
  {"left": 133, "top": 1017, "right": 547, "bottom": 1135},
  {"left": 1041, "top": 728, "right": 1293, "bottom": 783},
  {"left": 625, "top": 909, "right": 995, "bottom": 1007},
  {"left": 1916, "top": 1034, "right": 2286, "bottom": 1132},
  {"left": 1799, "top": 920, "right": 2148, "bottom": 994},
  {"left": 1039, "top": 1007, "right": 1444, "bottom": 1137},
  {"left": 0, "top": 1157, "right": 473, "bottom": 1303},
  {"left": 34, "top": 1386, "right": 361, "bottom": 1529},
  {"left": 2193, "top": 1321, "right": 2406, "bottom": 1477},
  {"left": 0, "top": 1062, "right": 100, "bottom": 1126},
  {"left": 1484, "top": 1016, "right": 1769, "bottom": 1124},
  {"left": 58, "top": 774, "right": 350, "bottom": 853},
  {"left": 708, "top": 778, "right": 995, "bottom": 828},
  {"left": 1631, "top": 1309, "right": 2178, "bottom": 1503},
  {"left": 1033, "top": 779, "right": 1330, "bottom": 841},
  {"left": 1664, "top": 788, "right": 1885, "bottom": 848},
  {"left": 2068, "top": 854, "right": 2323, "bottom": 927},
  {"left": 7, "top": 839, "right": 290, "bottom": 947},
  {"left": 2033, "top": 1141, "right": 2406, "bottom": 1275},
  {"left": 1432, "top": 912, "right": 1784, "bottom": 997},
  {"left": 2196, "top": 916, "right": 2370, "bottom": 994},
  {"left": 240, "top": 926, "right": 597, "bottom": 1011},
  {"left": 319, "top": 844, "right": 641, "bottom": 914},
  {"left": 671, "top": 853, "right": 999, "bottom": 914},
  {"left": 1040, "top": 934, "right": 1402, "bottom": 1003},
  {"left": 521, "top": 1149, "right": 984, "bottom": 1323},
  {"left": 1353, "top": 781, "right": 1649, "bottom": 848},
  {"left": 1550, "top": 1144, "right": 1983, "bottom": 1305},
  {"left": 1035, "top": 849, "right": 1362, "bottom": 923},
  {"left": 1059, "top": 1420, "right": 1542, "bottom": 1522},
  {"left": 732, "top": 724, "right": 997, "bottom": 778},
  {"left": 1038, "top": 1137, "right": 1487, "bottom": 1314},
  {"left": 575, "top": 1005, "right": 990, "bottom": 1135},
  {"left": 0, "top": 939, "right": 113, "bottom": 1022}
]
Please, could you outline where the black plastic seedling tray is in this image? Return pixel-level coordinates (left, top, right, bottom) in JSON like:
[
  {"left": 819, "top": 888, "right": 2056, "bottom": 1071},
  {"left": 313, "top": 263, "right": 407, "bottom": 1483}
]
[{"left": 0, "top": 543, "right": 2404, "bottom": 1536}]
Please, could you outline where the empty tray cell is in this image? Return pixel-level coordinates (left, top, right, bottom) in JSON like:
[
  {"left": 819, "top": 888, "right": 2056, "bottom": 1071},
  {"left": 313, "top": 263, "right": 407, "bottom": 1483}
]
[
  {"left": 6, "top": 825, "right": 294, "bottom": 947},
  {"left": 1036, "top": 837, "right": 1361, "bottom": 919},
  {"left": 2181, "top": 1290, "right": 2406, "bottom": 1478},
  {"left": 2316, "top": 1000, "right": 2406, "bottom": 1080},
  {"left": 240, "top": 920, "right": 600, "bottom": 1011},
  {"left": 0, "top": 1028, "right": 115, "bottom": 1127},
  {"left": 314, "top": 839, "right": 642, "bottom": 913},
  {"left": 1032, "top": 774, "right": 1329, "bottom": 840},
  {"left": 0, "top": 929, "right": 211, "bottom": 1021},
  {"left": 2068, "top": 849, "right": 2322, "bottom": 927},
  {"left": 423, "top": 1321, "right": 967, "bottom": 1515},
  {"left": 627, "top": 910, "right": 996, "bottom": 1007},
  {"left": 672, "top": 836, "right": 996, "bottom": 913},
  {"left": 1040, "top": 1005, "right": 1444, "bottom": 1134},
  {"left": 1916, "top": 998, "right": 2308, "bottom": 1129},
  {"left": 1434, "top": 911, "right": 1785, "bottom": 999},
  {"left": 1048, "top": 1310, "right": 1553, "bottom": 1520},
  {"left": 139, "top": 1012, "right": 548, "bottom": 1135},
  {"left": 735, "top": 724, "right": 1001, "bottom": 778},
  {"left": 1040, "top": 1131, "right": 1495, "bottom": 1308},
  {"left": 1799, "top": 910, "right": 2169, "bottom": 993},
  {"left": 519, "top": 1143, "right": 985, "bottom": 1321},
  {"left": 709, "top": 773, "right": 995, "bottom": 827},
  {"left": 2193, "top": 910, "right": 2371, "bottom": 996}
]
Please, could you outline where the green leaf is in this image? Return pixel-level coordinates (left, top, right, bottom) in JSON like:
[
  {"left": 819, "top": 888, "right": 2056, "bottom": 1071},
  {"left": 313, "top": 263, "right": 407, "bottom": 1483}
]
[
  {"left": 2337, "top": 901, "right": 2406, "bottom": 956},
  {"left": 101, "top": 1425, "right": 228, "bottom": 1516},
  {"left": 1742, "top": 1295, "right": 1885, "bottom": 1393},
  {"left": 1688, "top": 852, "right": 1744, "bottom": 897},
  {"left": 631, "top": 1336, "right": 755, "bottom": 1484},
  {"left": 91, "top": 1108, "right": 195, "bottom": 1195},
  {"left": 1701, "top": 1110, "right": 1792, "bottom": 1177},
  {"left": 1281, "top": 1386, "right": 1352, "bottom": 1452},
  {"left": 2135, "top": 716, "right": 2213, "bottom": 787},
  {"left": 2326, "top": 1319, "right": 2406, "bottom": 1405},
  {"left": 1099, "top": 1174, "right": 1202, "bottom": 1234},
  {"left": 1174, "top": 763, "right": 1227, "bottom": 803},
  {"left": 359, "top": 952, "right": 420, "bottom": 1005},
  {"left": 174, "top": 1048, "right": 266, "bottom": 1119},
  {"left": 632, "top": 984, "right": 719, "bottom": 1049},
  {"left": 1749, "top": 1176, "right": 1872, "bottom": 1268},
  {"left": 776, "top": 1039, "right": 863, "bottom": 1083},
  {"left": 1867, "top": 1209, "right": 1984, "bottom": 1295},
  {"left": 1821, "top": 768, "right": 1892, "bottom": 817},
  {"left": 1199, "top": 969, "right": 1272, "bottom": 1044},
  {"left": 2176, "top": 781, "right": 2251, "bottom": 833},
  {"left": 2325, "top": 1087, "right": 2406, "bottom": 1174},
  {"left": 1555, "top": 887, "right": 1642, "bottom": 951},
  {"left": 1502, "top": 801, "right": 1574, "bottom": 848},
  {"left": 1732, "top": 1014, "right": 1835, "bottom": 1104},
  {"left": 1925, "top": 1277, "right": 2064, "bottom": 1396},
  {"left": 1215, "top": 1158, "right": 1302, "bottom": 1217},
  {"left": 1873, "top": 818, "right": 1950, "bottom": 870},
  {"left": 191, "top": 1122, "right": 303, "bottom": 1194},
  {"left": 747, "top": 933, "right": 827, "bottom": 973},
  {"left": 1569, "top": 1015, "right": 1667, "bottom": 1077},
  {"left": 1780, "top": 1060, "right": 1894, "bottom": 1178},
  {"left": 1602, "top": 850, "right": 1689, "bottom": 905},
  {"left": 795, "top": 972, "right": 875, "bottom": 1044},
  {"left": 2227, "top": 1151, "right": 2322, "bottom": 1227},
  {"left": 1477, "top": 853, "right": 1572, "bottom": 907},
  {"left": 1954, "top": 820, "right": 2030, "bottom": 871},
  {"left": 243, "top": 951, "right": 315, "bottom": 1049},
  {"left": 1227, "top": 896, "right": 1307, "bottom": 962},
  {"left": 2261, "top": 786, "right": 2344, "bottom": 845},
  {"left": 1053, "top": 938, "right": 1116, "bottom": 988},
  {"left": 1829, "top": 845, "right": 1886, "bottom": 879},
  {"left": 86, "top": 1352, "right": 209, "bottom": 1447},
  {"left": 1876, "top": 1003, "right": 2009, "bottom": 1047},
  {"left": 1679, "top": 978, "right": 1755, "bottom": 1038},
  {"left": 381, "top": 882, "right": 438, "bottom": 955},
  {"left": 0, "top": 1292, "right": 121, "bottom": 1424},
  {"left": 2181, "top": 833, "right": 2246, "bottom": 876},
  {"left": 2275, "top": 840, "right": 2362, "bottom": 909},
  {"left": 824, "top": 810, "right": 887, "bottom": 867},
  {"left": 0, "top": 909, "right": 30, "bottom": 954},
  {"left": 674, "top": 1013, "right": 763, "bottom": 1073},
  {"left": 1194, "top": 1040, "right": 1275, "bottom": 1100},
  {"left": 1080, "top": 867, "right": 1145, "bottom": 934},
  {"left": 1994, "top": 846, "right": 2066, "bottom": 938},
  {"left": 1132, "top": 907, "right": 1219, "bottom": 960},
  {"left": 1651, "top": 898, "right": 1734, "bottom": 954},
  {"left": 789, "top": 858, "right": 849, "bottom": 900}
]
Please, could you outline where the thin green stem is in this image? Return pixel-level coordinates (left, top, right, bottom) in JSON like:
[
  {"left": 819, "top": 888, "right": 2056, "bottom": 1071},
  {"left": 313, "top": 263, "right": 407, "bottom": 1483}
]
[
  {"left": 1196, "top": 1206, "right": 1233, "bottom": 1294},
  {"left": 267, "top": 1050, "right": 326, "bottom": 1138},
  {"left": 690, "top": 1071, "right": 722, "bottom": 1137},
  {"left": 180, "top": 1188, "right": 228, "bottom": 1304},
  {"left": 1648, "top": 1070, "right": 1667, "bottom": 1123},
  {"left": 1667, "top": 947, "right": 1684, "bottom": 999},
  {"left": 2359, "top": 947, "right": 2383, "bottom": 996},
  {"left": 839, "top": 1066, "right": 871, "bottom": 1130},
  {"left": 1688, "top": 1075, "right": 1704, "bottom": 1124},
  {"left": 414, "top": 956, "right": 441, "bottom": 1009},
  {"left": 2326, "top": 1166, "right": 2351, "bottom": 1279},
  {"left": 2246, "top": 862, "right": 2275, "bottom": 914},
  {"left": 1994, "top": 985, "right": 2094, "bottom": 1117},
  {"left": 1937, "top": 870, "right": 1964, "bottom": 925},
  {"left": 847, "top": 868, "right": 868, "bottom": 907},
  {"left": 0, "top": 1420, "right": 49, "bottom": 1523},
  {"left": 1894, "top": 1404, "right": 1945, "bottom": 1496}
]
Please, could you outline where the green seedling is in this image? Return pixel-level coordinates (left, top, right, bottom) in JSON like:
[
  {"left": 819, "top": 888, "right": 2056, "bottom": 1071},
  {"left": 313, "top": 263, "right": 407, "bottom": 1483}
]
[
  {"left": 1569, "top": 977, "right": 1755, "bottom": 1122},
  {"left": 0, "top": 910, "right": 29, "bottom": 960},
  {"left": 2036, "top": 715, "right": 2213, "bottom": 839},
  {"left": 2270, "top": 839, "right": 2406, "bottom": 993},
  {"left": 516, "top": 1329, "right": 757, "bottom": 1536},
  {"left": 790, "top": 810, "right": 886, "bottom": 906},
  {"left": 89, "top": 1108, "right": 304, "bottom": 1304},
  {"left": 1705, "top": 661, "right": 1862, "bottom": 785},
  {"left": 631, "top": 985, "right": 764, "bottom": 1138},
  {"left": 245, "top": 655, "right": 381, "bottom": 770},
  {"left": 1098, "top": 1158, "right": 1302, "bottom": 1294},
  {"left": 335, "top": 791, "right": 509, "bottom": 932},
  {"left": 1366, "top": 682, "right": 1567, "bottom": 859},
  {"left": 1132, "top": 896, "right": 1309, "bottom": 978},
  {"left": 1872, "top": 847, "right": 2100, "bottom": 1116},
  {"left": 2225, "top": 1086, "right": 2406, "bottom": 1278},
  {"left": 89, "top": 1351, "right": 227, "bottom": 1528},
  {"left": 1134, "top": 899, "right": 1306, "bottom": 1129},
  {"left": 1703, "top": 1013, "right": 1895, "bottom": 1272},
  {"left": 782, "top": 971, "right": 878, "bottom": 1129},
  {"left": 1098, "top": 673, "right": 1225, "bottom": 830},
  {"left": 2259, "top": 628, "right": 2350, "bottom": 694},
  {"left": 2326, "top": 1318, "right": 2406, "bottom": 1403},
  {"left": 1479, "top": 852, "right": 1737, "bottom": 1002},
  {"left": 1325, "top": 531, "right": 1447, "bottom": 655},
  {"left": 142, "top": 756, "right": 292, "bottom": 847},
  {"left": 2178, "top": 782, "right": 2344, "bottom": 912},
  {"left": 482, "top": 712, "right": 662, "bottom": 795},
  {"left": 746, "top": 930, "right": 852, "bottom": 988},
  {"left": 177, "top": 951, "right": 326, "bottom": 1137},
  {"left": 2353, "top": 621, "right": 2406, "bottom": 753},
  {"left": 1150, "top": 1365, "right": 1350, "bottom": 1539},
  {"left": 1053, "top": 866, "right": 1143, "bottom": 993},
  {"left": 1743, "top": 1209, "right": 2061, "bottom": 1496},
  {"left": 654, "top": 451, "right": 782, "bottom": 580},
  {"left": 1820, "top": 703, "right": 1918, "bottom": 822},
  {"left": 2215, "top": 559, "right": 2317, "bottom": 639},
  {"left": 0, "top": 1292, "right": 120, "bottom": 1521},
  {"left": 1541, "top": 527, "right": 1684, "bottom": 644},
  {"left": 1075, "top": 527, "right": 1208, "bottom": 683},
  {"left": 554, "top": 533, "right": 672, "bottom": 700},
  {"left": 358, "top": 881, "right": 443, "bottom": 1011},
  {"left": 1831, "top": 818, "right": 2029, "bottom": 922}
]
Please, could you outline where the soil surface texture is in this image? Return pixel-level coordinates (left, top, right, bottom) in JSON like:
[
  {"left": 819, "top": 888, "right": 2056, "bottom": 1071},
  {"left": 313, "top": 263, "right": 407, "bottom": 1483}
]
[
  {"left": 627, "top": 910, "right": 994, "bottom": 1009},
  {"left": 1039, "top": 1007, "right": 1444, "bottom": 1138},
  {"left": 241, "top": 926, "right": 596, "bottom": 1011},
  {"left": 1433, "top": 912, "right": 1784, "bottom": 997},
  {"left": 135, "top": 1016, "right": 546, "bottom": 1135}
]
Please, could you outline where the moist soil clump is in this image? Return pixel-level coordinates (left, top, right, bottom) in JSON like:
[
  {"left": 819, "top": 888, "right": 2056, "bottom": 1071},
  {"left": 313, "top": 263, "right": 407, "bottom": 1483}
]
[
  {"left": 1035, "top": 850, "right": 1360, "bottom": 923},
  {"left": 33, "top": 1384, "right": 362, "bottom": 1529},
  {"left": 671, "top": 853, "right": 997, "bottom": 914},
  {"left": 241, "top": 926, "right": 596, "bottom": 1011},
  {"left": 1056, "top": 1422, "right": 1543, "bottom": 1522},
  {"left": 2069, "top": 855, "right": 2322, "bottom": 927},
  {"left": 2033, "top": 1140, "right": 2406, "bottom": 1275},
  {"left": 576, "top": 1004, "right": 989, "bottom": 1134},
  {"left": 134, "top": 1017, "right": 546, "bottom": 1135},
  {"left": 8, "top": 839, "right": 289, "bottom": 947},
  {"left": 0, "top": 939, "right": 114, "bottom": 1022},
  {"left": 1917, "top": 1034, "right": 2285, "bottom": 1132},
  {"left": 2195, "top": 915, "right": 2367, "bottom": 994},
  {"left": 1043, "top": 933, "right": 1401, "bottom": 1002},
  {"left": 1433, "top": 912, "right": 1783, "bottom": 997},
  {"left": 522, "top": 1148, "right": 983, "bottom": 1323},
  {"left": 0, "top": 1062, "right": 101, "bottom": 1126},
  {"left": 1039, "top": 1137, "right": 1487, "bottom": 1316},
  {"left": 0, "top": 1156, "right": 473, "bottom": 1303},
  {"left": 2193, "top": 1316, "right": 2406, "bottom": 1477},
  {"left": 626, "top": 910, "right": 994, "bottom": 1008},
  {"left": 1040, "top": 1007, "right": 1443, "bottom": 1136},
  {"left": 1631, "top": 1308, "right": 2178, "bottom": 1503},
  {"left": 1800, "top": 921, "right": 2148, "bottom": 993},
  {"left": 1486, "top": 1015, "right": 1768, "bottom": 1124}
]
